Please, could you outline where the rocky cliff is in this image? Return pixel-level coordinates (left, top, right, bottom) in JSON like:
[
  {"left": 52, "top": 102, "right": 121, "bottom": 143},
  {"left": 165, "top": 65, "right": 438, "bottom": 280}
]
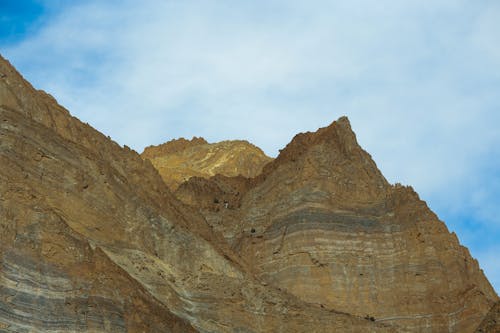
[
  {"left": 174, "top": 119, "right": 499, "bottom": 332},
  {"left": 0, "top": 54, "right": 398, "bottom": 332},
  {"left": 0, "top": 52, "right": 498, "bottom": 332}
]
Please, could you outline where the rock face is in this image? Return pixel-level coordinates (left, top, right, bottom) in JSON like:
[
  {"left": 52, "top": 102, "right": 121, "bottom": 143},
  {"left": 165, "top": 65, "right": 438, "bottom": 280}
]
[
  {"left": 1, "top": 52, "right": 498, "bottom": 332},
  {"left": 142, "top": 138, "right": 272, "bottom": 190},
  {"left": 175, "top": 119, "right": 499, "bottom": 332},
  {"left": 1, "top": 54, "right": 398, "bottom": 332},
  {"left": 0, "top": 56, "right": 197, "bottom": 333},
  {"left": 475, "top": 301, "right": 500, "bottom": 333},
  {"left": 238, "top": 119, "right": 498, "bottom": 332}
]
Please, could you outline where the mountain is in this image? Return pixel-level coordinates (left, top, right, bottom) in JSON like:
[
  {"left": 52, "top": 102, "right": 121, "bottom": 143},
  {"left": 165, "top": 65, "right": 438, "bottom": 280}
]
[
  {"left": 235, "top": 118, "right": 498, "bottom": 331},
  {"left": 142, "top": 138, "right": 272, "bottom": 190},
  {"left": 173, "top": 120, "right": 499, "bottom": 332},
  {"left": 0, "top": 52, "right": 498, "bottom": 332},
  {"left": 0, "top": 55, "right": 396, "bottom": 332}
]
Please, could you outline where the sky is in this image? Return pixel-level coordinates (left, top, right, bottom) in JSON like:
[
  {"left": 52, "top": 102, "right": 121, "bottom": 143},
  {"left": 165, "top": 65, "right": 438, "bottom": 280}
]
[{"left": 1, "top": 0, "right": 499, "bottom": 292}]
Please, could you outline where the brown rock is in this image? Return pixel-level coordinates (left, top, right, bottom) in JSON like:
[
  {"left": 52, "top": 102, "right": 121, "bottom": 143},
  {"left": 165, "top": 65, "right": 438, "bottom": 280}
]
[
  {"left": 141, "top": 138, "right": 272, "bottom": 190},
  {"left": 142, "top": 136, "right": 208, "bottom": 159},
  {"left": 475, "top": 301, "right": 500, "bottom": 333},
  {"left": 2, "top": 51, "right": 497, "bottom": 332},
  {"left": 173, "top": 118, "right": 499, "bottom": 332},
  {"left": 1, "top": 54, "right": 396, "bottom": 332}
]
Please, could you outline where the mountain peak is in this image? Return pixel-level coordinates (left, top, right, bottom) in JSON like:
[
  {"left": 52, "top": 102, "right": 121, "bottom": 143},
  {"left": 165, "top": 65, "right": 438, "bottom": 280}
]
[
  {"left": 141, "top": 137, "right": 272, "bottom": 189},
  {"left": 2, "top": 53, "right": 498, "bottom": 333},
  {"left": 142, "top": 136, "right": 208, "bottom": 159},
  {"left": 260, "top": 116, "right": 388, "bottom": 195}
]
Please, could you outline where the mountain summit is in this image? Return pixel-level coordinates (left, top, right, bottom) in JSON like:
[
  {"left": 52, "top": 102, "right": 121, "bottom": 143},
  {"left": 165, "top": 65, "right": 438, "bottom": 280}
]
[
  {"left": 0, "top": 53, "right": 498, "bottom": 332},
  {"left": 142, "top": 137, "right": 272, "bottom": 189}
]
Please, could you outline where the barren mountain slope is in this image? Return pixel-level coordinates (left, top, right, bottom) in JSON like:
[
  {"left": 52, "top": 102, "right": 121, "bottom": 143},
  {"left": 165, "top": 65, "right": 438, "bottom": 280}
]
[
  {"left": 175, "top": 117, "right": 499, "bottom": 332},
  {"left": 475, "top": 301, "right": 500, "bottom": 332},
  {"left": 0, "top": 54, "right": 398, "bottom": 332},
  {"left": 142, "top": 138, "right": 272, "bottom": 190}
]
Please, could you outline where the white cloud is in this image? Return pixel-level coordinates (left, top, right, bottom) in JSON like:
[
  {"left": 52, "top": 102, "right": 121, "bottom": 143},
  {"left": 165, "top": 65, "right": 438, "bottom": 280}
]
[{"left": 2, "top": 0, "right": 499, "bottom": 290}]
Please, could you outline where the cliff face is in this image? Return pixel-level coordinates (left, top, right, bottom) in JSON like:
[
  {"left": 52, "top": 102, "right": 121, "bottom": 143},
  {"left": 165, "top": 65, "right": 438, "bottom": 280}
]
[
  {"left": 175, "top": 119, "right": 499, "bottom": 332},
  {"left": 0, "top": 55, "right": 198, "bottom": 332},
  {"left": 475, "top": 301, "right": 500, "bottom": 333},
  {"left": 141, "top": 138, "right": 272, "bottom": 190},
  {"left": 1, "top": 52, "right": 498, "bottom": 333},
  {"left": 1, "top": 54, "right": 398, "bottom": 332},
  {"left": 238, "top": 118, "right": 497, "bottom": 332}
]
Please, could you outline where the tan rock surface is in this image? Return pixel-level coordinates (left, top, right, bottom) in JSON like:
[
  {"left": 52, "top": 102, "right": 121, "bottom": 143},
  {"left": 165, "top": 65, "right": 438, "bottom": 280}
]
[
  {"left": 1, "top": 54, "right": 398, "bottom": 332},
  {"left": 176, "top": 118, "right": 499, "bottom": 332},
  {"left": 142, "top": 137, "right": 272, "bottom": 190},
  {"left": 475, "top": 301, "right": 500, "bottom": 332}
]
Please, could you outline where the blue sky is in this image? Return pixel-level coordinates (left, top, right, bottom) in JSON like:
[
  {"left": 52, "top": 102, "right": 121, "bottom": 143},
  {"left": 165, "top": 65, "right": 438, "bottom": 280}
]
[{"left": 1, "top": 0, "right": 499, "bottom": 292}]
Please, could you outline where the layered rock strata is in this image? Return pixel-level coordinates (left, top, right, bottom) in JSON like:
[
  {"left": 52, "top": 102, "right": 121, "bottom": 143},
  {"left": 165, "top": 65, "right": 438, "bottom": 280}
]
[
  {"left": 475, "top": 301, "right": 500, "bottom": 332},
  {"left": 176, "top": 118, "right": 499, "bottom": 332},
  {"left": 1, "top": 54, "right": 396, "bottom": 332}
]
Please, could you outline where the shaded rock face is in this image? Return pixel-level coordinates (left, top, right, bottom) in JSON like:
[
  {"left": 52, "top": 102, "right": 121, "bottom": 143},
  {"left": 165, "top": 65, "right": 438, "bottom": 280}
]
[
  {"left": 475, "top": 301, "right": 500, "bottom": 332},
  {"left": 175, "top": 119, "right": 499, "bottom": 332},
  {"left": 141, "top": 138, "right": 272, "bottom": 190},
  {"left": 1, "top": 54, "right": 398, "bottom": 332}
]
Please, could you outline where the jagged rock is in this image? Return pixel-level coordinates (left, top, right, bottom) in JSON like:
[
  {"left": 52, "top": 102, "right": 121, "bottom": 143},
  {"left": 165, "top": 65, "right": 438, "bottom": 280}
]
[
  {"left": 1, "top": 54, "right": 398, "bottom": 332},
  {"left": 141, "top": 138, "right": 272, "bottom": 190}
]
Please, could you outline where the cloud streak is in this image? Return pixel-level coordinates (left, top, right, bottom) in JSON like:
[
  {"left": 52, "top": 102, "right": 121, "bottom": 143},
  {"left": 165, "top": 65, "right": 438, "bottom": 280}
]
[{"left": 2, "top": 0, "right": 500, "bottom": 291}]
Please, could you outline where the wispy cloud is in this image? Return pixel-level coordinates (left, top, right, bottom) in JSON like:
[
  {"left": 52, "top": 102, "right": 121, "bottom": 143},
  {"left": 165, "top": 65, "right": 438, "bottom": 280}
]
[{"left": 2, "top": 0, "right": 499, "bottom": 290}]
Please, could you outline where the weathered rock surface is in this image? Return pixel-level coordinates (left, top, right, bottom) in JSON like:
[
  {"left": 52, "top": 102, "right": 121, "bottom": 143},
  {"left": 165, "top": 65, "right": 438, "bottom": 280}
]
[
  {"left": 1, "top": 54, "right": 399, "bottom": 332},
  {"left": 475, "top": 301, "right": 500, "bottom": 332},
  {"left": 142, "top": 137, "right": 272, "bottom": 190},
  {"left": 176, "top": 118, "right": 499, "bottom": 332},
  {"left": 0, "top": 55, "right": 198, "bottom": 333}
]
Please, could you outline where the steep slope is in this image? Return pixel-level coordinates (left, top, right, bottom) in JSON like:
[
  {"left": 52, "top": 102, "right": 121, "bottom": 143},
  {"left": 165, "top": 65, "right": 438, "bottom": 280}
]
[
  {"left": 238, "top": 118, "right": 498, "bottom": 332},
  {"left": 0, "top": 55, "right": 397, "bottom": 332},
  {"left": 142, "top": 138, "right": 272, "bottom": 190},
  {"left": 0, "top": 55, "right": 198, "bottom": 332},
  {"left": 475, "top": 301, "right": 500, "bottom": 332},
  {"left": 176, "top": 118, "right": 498, "bottom": 332}
]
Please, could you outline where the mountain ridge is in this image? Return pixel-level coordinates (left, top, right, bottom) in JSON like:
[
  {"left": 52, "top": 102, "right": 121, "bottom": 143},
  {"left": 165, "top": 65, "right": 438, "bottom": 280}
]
[
  {"left": 1, "top": 53, "right": 398, "bottom": 332},
  {"left": 141, "top": 136, "right": 272, "bottom": 190},
  {"left": 169, "top": 116, "right": 498, "bottom": 332},
  {"left": 1, "top": 53, "right": 498, "bottom": 332}
]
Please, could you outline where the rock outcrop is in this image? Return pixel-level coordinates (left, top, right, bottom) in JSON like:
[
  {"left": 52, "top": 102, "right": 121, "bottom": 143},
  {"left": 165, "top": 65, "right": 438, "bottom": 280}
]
[
  {"left": 1, "top": 52, "right": 498, "bottom": 332},
  {"left": 175, "top": 118, "right": 499, "bottom": 332},
  {"left": 1, "top": 54, "right": 399, "bottom": 332},
  {"left": 475, "top": 301, "right": 500, "bottom": 332},
  {"left": 142, "top": 138, "right": 272, "bottom": 190}
]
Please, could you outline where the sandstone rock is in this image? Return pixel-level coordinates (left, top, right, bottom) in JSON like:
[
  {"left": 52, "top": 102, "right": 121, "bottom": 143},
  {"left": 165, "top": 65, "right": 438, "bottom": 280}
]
[
  {"left": 142, "top": 138, "right": 272, "bottom": 190},
  {"left": 2, "top": 51, "right": 498, "bottom": 332},
  {"left": 175, "top": 118, "right": 499, "bottom": 332},
  {"left": 475, "top": 301, "right": 500, "bottom": 332},
  {"left": 142, "top": 137, "right": 208, "bottom": 159},
  {"left": 1, "top": 54, "right": 396, "bottom": 332}
]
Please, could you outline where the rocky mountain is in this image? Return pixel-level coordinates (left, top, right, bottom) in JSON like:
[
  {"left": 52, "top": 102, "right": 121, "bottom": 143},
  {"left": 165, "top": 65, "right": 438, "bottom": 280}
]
[
  {"left": 0, "top": 55, "right": 397, "bottom": 332},
  {"left": 174, "top": 118, "right": 499, "bottom": 332},
  {"left": 0, "top": 52, "right": 498, "bottom": 332},
  {"left": 142, "top": 138, "right": 272, "bottom": 190}
]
